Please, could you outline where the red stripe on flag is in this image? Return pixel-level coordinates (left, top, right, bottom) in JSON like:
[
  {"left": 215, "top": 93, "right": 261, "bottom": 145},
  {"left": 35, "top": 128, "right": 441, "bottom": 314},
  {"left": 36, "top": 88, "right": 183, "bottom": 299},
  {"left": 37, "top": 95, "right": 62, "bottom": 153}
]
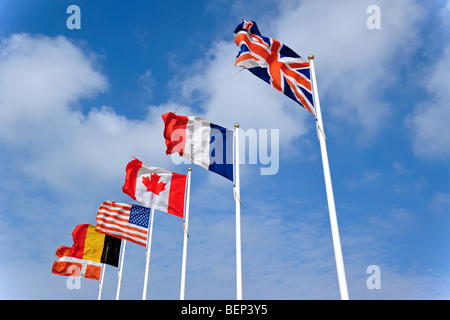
[
  {"left": 122, "top": 158, "right": 142, "bottom": 200},
  {"left": 95, "top": 216, "right": 147, "bottom": 237},
  {"left": 96, "top": 224, "right": 148, "bottom": 246},
  {"left": 167, "top": 172, "right": 187, "bottom": 218},
  {"left": 95, "top": 201, "right": 149, "bottom": 247},
  {"left": 162, "top": 112, "right": 189, "bottom": 156},
  {"left": 70, "top": 224, "right": 88, "bottom": 259}
]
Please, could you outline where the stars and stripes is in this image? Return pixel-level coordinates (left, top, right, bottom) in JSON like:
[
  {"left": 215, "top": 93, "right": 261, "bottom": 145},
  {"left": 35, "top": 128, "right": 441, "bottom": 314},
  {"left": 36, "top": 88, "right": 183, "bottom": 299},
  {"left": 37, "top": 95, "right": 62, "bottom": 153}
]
[
  {"left": 234, "top": 20, "right": 315, "bottom": 115},
  {"left": 95, "top": 201, "right": 151, "bottom": 247}
]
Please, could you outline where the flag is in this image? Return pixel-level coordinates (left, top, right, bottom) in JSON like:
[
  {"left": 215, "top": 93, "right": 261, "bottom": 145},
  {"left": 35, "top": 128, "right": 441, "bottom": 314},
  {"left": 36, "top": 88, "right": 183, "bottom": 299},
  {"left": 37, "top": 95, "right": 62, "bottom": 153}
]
[
  {"left": 162, "top": 112, "right": 233, "bottom": 181},
  {"left": 234, "top": 20, "right": 315, "bottom": 115},
  {"left": 52, "top": 224, "right": 121, "bottom": 280},
  {"left": 122, "top": 158, "right": 187, "bottom": 218},
  {"left": 95, "top": 200, "right": 151, "bottom": 247},
  {"left": 52, "top": 246, "right": 103, "bottom": 280}
]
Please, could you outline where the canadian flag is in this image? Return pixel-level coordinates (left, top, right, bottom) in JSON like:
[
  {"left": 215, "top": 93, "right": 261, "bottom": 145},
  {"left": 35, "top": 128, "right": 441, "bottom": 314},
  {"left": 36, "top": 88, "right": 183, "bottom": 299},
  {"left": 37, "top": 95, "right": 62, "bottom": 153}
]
[{"left": 122, "top": 158, "right": 187, "bottom": 218}]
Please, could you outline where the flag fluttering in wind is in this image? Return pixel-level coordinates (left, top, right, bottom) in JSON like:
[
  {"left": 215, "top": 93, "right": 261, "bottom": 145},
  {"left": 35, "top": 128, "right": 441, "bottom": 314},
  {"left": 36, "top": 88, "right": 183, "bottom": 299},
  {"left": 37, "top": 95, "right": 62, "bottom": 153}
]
[
  {"left": 234, "top": 20, "right": 315, "bottom": 115},
  {"left": 233, "top": 20, "right": 349, "bottom": 300},
  {"left": 122, "top": 158, "right": 187, "bottom": 218},
  {"left": 52, "top": 224, "right": 121, "bottom": 280},
  {"left": 53, "top": 246, "right": 103, "bottom": 280},
  {"left": 162, "top": 112, "right": 233, "bottom": 181},
  {"left": 95, "top": 201, "right": 151, "bottom": 247}
]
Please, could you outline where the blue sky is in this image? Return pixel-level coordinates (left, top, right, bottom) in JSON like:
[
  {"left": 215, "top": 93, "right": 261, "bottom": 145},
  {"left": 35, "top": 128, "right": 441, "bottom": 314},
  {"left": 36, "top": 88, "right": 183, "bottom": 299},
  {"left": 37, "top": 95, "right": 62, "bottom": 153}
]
[{"left": 0, "top": 0, "right": 449, "bottom": 300}]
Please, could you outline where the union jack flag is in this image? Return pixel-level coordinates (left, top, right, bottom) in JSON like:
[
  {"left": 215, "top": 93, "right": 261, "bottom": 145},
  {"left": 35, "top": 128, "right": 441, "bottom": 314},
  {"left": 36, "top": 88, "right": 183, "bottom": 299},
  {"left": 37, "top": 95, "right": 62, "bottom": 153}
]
[{"left": 234, "top": 20, "right": 315, "bottom": 115}]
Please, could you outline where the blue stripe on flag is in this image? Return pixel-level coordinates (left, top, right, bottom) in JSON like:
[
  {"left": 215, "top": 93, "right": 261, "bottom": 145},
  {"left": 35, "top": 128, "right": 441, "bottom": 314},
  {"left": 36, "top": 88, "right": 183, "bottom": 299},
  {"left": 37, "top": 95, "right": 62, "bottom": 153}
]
[{"left": 209, "top": 123, "right": 233, "bottom": 181}]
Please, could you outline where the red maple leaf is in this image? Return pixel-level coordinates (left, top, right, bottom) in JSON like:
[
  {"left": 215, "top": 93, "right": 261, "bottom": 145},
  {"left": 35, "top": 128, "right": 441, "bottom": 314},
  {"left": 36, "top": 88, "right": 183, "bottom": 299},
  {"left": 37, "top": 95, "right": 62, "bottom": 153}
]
[{"left": 142, "top": 173, "right": 166, "bottom": 196}]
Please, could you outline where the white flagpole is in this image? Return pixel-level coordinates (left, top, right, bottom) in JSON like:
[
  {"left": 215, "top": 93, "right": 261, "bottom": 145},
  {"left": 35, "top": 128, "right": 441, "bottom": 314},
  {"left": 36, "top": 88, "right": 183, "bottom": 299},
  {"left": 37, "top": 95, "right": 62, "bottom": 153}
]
[
  {"left": 234, "top": 123, "right": 243, "bottom": 300},
  {"left": 142, "top": 206, "right": 155, "bottom": 300},
  {"left": 116, "top": 239, "right": 127, "bottom": 300},
  {"left": 180, "top": 167, "right": 192, "bottom": 300},
  {"left": 98, "top": 263, "right": 106, "bottom": 300},
  {"left": 308, "top": 54, "right": 349, "bottom": 300}
]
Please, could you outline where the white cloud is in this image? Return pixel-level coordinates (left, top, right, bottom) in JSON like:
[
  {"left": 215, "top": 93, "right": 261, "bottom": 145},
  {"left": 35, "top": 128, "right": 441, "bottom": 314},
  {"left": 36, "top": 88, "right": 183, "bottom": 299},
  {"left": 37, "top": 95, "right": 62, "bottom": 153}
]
[
  {"left": 274, "top": 0, "right": 425, "bottom": 140},
  {"left": 430, "top": 192, "right": 450, "bottom": 214},
  {"left": 166, "top": 0, "right": 428, "bottom": 148},
  {"left": 407, "top": 44, "right": 450, "bottom": 159},
  {"left": 0, "top": 34, "right": 191, "bottom": 299},
  {"left": 175, "top": 40, "right": 312, "bottom": 151},
  {"left": 0, "top": 0, "right": 446, "bottom": 298},
  {"left": 168, "top": 0, "right": 426, "bottom": 147},
  {"left": 138, "top": 69, "right": 156, "bottom": 99},
  {"left": 0, "top": 34, "right": 107, "bottom": 139},
  {"left": 0, "top": 34, "right": 184, "bottom": 196}
]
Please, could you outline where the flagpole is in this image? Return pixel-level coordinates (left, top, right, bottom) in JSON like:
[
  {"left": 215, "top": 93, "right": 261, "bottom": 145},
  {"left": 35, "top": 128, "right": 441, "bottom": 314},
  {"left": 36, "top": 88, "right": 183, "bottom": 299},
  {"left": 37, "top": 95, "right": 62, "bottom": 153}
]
[
  {"left": 234, "top": 123, "right": 243, "bottom": 300},
  {"left": 98, "top": 263, "right": 106, "bottom": 300},
  {"left": 308, "top": 54, "right": 349, "bottom": 300},
  {"left": 116, "top": 239, "right": 127, "bottom": 300},
  {"left": 180, "top": 167, "right": 192, "bottom": 300},
  {"left": 142, "top": 206, "right": 155, "bottom": 300}
]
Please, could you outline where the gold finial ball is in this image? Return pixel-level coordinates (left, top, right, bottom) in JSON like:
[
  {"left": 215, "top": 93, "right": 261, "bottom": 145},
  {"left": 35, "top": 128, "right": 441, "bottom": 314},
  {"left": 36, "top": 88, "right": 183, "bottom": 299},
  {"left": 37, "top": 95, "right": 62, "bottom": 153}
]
[
  {"left": 188, "top": 167, "right": 192, "bottom": 171},
  {"left": 308, "top": 54, "right": 314, "bottom": 60},
  {"left": 234, "top": 123, "right": 240, "bottom": 128}
]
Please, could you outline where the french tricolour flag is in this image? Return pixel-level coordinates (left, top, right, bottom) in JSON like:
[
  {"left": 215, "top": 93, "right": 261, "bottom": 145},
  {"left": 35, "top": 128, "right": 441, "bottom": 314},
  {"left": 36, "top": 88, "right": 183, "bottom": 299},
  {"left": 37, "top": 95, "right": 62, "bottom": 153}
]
[{"left": 162, "top": 112, "right": 233, "bottom": 181}]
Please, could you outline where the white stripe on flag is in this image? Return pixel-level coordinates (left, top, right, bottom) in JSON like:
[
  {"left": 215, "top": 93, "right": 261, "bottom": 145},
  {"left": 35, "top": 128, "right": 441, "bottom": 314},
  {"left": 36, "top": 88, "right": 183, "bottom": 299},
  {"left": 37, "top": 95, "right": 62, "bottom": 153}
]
[
  {"left": 55, "top": 256, "right": 102, "bottom": 278},
  {"left": 186, "top": 116, "right": 211, "bottom": 170},
  {"left": 95, "top": 225, "right": 147, "bottom": 246},
  {"left": 134, "top": 165, "right": 172, "bottom": 213}
]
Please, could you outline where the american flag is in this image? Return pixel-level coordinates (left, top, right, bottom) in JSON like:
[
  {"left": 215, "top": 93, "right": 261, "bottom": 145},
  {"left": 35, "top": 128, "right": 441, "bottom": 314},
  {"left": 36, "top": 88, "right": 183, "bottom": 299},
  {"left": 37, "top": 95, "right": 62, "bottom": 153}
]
[
  {"left": 234, "top": 20, "right": 315, "bottom": 115},
  {"left": 95, "top": 201, "right": 150, "bottom": 247}
]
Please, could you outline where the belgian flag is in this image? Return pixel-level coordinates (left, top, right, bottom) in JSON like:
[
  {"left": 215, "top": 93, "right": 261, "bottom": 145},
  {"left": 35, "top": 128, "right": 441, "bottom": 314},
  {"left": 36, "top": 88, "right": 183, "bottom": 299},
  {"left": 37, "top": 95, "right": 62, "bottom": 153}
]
[{"left": 52, "top": 224, "right": 121, "bottom": 280}]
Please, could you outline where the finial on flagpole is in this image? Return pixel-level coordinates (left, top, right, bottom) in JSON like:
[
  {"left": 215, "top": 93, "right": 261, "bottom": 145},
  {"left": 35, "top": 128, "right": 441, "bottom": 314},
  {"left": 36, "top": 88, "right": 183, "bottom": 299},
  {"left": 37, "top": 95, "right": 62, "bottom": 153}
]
[
  {"left": 188, "top": 167, "right": 192, "bottom": 172},
  {"left": 235, "top": 123, "right": 240, "bottom": 128},
  {"left": 308, "top": 54, "right": 314, "bottom": 60}
]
